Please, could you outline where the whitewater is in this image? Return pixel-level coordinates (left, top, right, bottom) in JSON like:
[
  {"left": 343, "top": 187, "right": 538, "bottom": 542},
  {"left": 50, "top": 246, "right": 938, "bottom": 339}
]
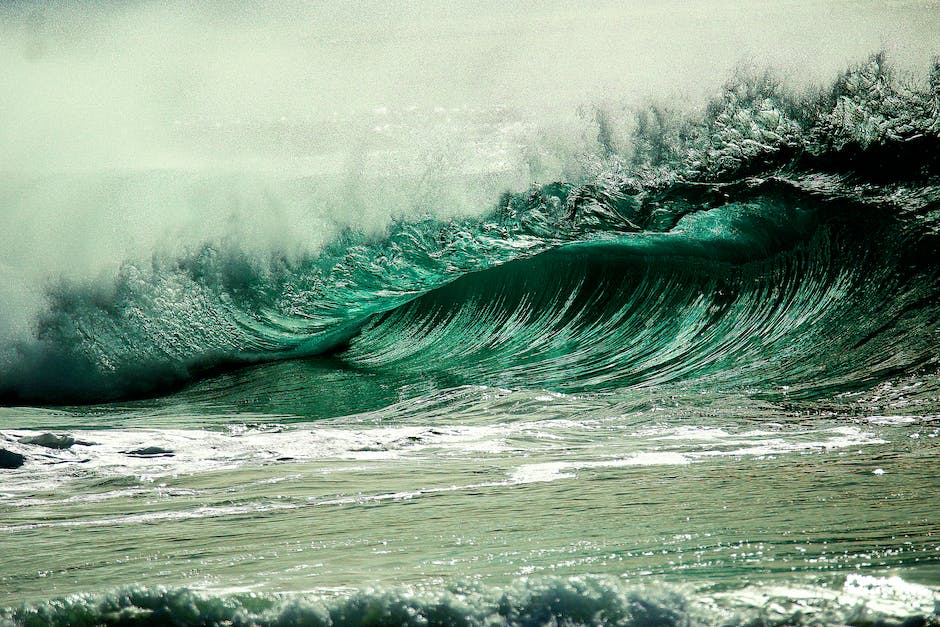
[{"left": 2, "top": 2, "right": 940, "bottom": 625}]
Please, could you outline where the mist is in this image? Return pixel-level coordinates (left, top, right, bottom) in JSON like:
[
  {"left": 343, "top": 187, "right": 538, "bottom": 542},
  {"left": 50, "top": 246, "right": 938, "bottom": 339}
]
[{"left": 1, "top": 0, "right": 939, "bottom": 341}]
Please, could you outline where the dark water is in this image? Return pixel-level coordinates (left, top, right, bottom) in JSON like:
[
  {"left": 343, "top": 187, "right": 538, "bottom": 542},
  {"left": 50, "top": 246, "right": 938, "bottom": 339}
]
[{"left": 1, "top": 55, "right": 939, "bottom": 625}]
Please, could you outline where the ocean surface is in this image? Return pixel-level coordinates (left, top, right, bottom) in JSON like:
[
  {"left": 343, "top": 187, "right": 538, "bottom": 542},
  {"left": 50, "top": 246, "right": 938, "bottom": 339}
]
[{"left": 2, "top": 43, "right": 940, "bottom": 626}]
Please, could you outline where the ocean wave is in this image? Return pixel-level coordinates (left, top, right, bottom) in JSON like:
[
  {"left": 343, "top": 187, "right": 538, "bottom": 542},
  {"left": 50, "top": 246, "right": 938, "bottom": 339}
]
[
  {"left": 3, "top": 574, "right": 937, "bottom": 626},
  {"left": 1, "top": 54, "right": 938, "bottom": 406}
]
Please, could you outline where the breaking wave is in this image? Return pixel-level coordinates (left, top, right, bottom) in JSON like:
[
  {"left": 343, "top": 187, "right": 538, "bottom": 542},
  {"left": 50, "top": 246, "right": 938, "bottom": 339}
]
[
  {"left": 4, "top": 575, "right": 938, "bottom": 627},
  {"left": 2, "top": 54, "right": 939, "bottom": 406}
]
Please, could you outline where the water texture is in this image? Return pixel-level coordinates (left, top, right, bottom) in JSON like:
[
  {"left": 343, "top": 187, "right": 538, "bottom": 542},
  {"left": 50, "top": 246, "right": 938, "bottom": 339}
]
[{"left": 1, "top": 31, "right": 940, "bottom": 627}]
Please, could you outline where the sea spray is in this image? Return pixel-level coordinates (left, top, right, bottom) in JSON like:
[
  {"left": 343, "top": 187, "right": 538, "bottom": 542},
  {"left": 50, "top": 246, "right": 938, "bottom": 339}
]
[{"left": 2, "top": 55, "right": 939, "bottom": 405}]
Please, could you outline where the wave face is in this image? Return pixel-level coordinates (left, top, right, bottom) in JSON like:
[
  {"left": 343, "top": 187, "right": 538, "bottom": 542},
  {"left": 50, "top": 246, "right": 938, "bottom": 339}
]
[{"left": 2, "top": 54, "right": 938, "bottom": 408}]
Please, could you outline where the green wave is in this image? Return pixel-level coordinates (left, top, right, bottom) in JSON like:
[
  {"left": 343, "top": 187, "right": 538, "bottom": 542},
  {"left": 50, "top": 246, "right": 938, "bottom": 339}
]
[
  {"left": 342, "top": 202, "right": 935, "bottom": 400},
  {"left": 1, "top": 54, "right": 939, "bottom": 406}
]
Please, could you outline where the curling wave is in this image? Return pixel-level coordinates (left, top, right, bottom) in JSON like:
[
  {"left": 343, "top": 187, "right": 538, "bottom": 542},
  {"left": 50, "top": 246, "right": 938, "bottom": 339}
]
[{"left": 2, "top": 54, "right": 939, "bottom": 406}]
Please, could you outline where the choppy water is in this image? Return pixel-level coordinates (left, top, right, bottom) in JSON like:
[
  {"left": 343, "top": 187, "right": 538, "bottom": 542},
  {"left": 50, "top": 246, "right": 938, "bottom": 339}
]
[{"left": 2, "top": 50, "right": 940, "bottom": 625}]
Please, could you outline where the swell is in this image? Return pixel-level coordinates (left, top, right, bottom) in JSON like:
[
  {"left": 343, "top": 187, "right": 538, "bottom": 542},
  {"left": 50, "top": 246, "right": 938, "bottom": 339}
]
[{"left": 1, "top": 54, "right": 939, "bottom": 406}]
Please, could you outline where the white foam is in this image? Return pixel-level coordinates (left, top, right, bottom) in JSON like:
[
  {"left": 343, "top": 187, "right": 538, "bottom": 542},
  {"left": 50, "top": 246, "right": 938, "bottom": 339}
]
[
  {"left": 511, "top": 452, "right": 691, "bottom": 484},
  {"left": 705, "top": 575, "right": 940, "bottom": 624},
  {"left": 507, "top": 425, "right": 885, "bottom": 485}
]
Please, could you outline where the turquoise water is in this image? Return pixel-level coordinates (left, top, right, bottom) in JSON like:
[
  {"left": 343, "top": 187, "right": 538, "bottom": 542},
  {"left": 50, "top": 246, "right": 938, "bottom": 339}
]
[{"left": 2, "top": 55, "right": 940, "bottom": 624}]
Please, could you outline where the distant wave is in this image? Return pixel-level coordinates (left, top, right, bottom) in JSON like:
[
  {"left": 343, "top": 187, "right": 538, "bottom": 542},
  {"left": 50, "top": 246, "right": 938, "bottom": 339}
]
[{"left": 2, "top": 54, "right": 938, "bottom": 405}]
